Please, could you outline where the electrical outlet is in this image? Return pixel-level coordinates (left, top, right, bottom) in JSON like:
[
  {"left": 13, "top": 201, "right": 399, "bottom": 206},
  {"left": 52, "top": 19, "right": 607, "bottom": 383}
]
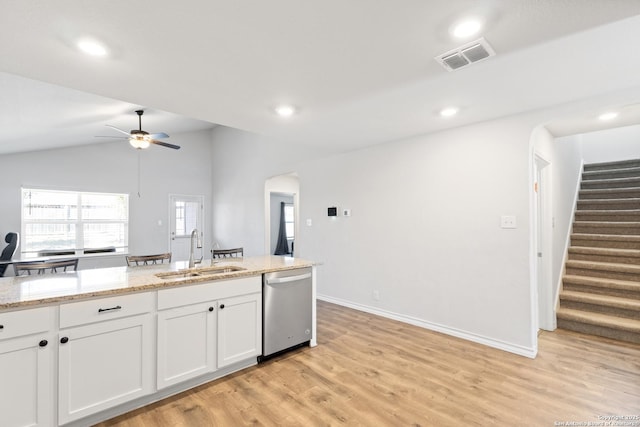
[
  {"left": 500, "top": 215, "right": 517, "bottom": 229},
  {"left": 373, "top": 290, "right": 380, "bottom": 301}
]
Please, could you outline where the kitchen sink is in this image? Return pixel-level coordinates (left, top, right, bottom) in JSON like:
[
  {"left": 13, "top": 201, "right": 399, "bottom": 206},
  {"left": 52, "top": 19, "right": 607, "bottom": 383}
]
[{"left": 155, "top": 265, "right": 246, "bottom": 279}]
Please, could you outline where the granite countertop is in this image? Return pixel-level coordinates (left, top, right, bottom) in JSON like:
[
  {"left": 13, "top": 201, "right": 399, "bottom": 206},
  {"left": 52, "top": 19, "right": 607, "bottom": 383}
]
[{"left": 0, "top": 256, "right": 314, "bottom": 310}]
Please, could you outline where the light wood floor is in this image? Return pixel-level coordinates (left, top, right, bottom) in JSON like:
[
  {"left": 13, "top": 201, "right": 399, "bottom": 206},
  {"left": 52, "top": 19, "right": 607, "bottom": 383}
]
[{"left": 98, "top": 301, "right": 640, "bottom": 426}]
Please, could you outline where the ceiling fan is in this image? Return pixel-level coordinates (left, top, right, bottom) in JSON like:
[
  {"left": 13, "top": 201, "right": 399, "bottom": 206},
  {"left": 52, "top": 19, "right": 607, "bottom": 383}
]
[{"left": 99, "top": 110, "right": 180, "bottom": 150}]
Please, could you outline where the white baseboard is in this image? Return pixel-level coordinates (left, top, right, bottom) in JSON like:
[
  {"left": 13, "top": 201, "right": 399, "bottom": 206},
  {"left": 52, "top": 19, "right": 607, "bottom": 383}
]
[{"left": 318, "top": 294, "right": 538, "bottom": 359}]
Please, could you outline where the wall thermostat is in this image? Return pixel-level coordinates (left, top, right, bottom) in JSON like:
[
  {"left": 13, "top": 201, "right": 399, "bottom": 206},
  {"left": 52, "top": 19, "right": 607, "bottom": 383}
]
[{"left": 327, "top": 207, "right": 338, "bottom": 217}]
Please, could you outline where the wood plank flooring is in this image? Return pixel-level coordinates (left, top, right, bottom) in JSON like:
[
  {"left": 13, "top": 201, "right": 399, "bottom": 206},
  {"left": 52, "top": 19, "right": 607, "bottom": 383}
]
[{"left": 97, "top": 301, "right": 640, "bottom": 426}]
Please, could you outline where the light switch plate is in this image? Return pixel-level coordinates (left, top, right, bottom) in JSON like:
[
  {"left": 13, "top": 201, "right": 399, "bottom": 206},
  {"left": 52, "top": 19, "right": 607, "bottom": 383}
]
[
  {"left": 500, "top": 215, "right": 517, "bottom": 229},
  {"left": 342, "top": 208, "right": 351, "bottom": 217},
  {"left": 306, "top": 219, "right": 313, "bottom": 226}
]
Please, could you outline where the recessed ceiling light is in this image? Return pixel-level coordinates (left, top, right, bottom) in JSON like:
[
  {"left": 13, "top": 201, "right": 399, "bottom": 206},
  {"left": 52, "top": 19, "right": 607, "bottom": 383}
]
[
  {"left": 598, "top": 112, "right": 618, "bottom": 121},
  {"left": 77, "top": 39, "right": 108, "bottom": 57},
  {"left": 439, "top": 107, "right": 459, "bottom": 117},
  {"left": 275, "top": 105, "right": 296, "bottom": 117},
  {"left": 452, "top": 19, "right": 482, "bottom": 38}
]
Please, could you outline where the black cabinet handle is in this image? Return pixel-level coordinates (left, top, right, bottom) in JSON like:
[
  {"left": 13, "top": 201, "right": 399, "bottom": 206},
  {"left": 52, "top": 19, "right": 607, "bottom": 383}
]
[
  {"left": 219, "top": 304, "right": 225, "bottom": 309},
  {"left": 98, "top": 305, "right": 122, "bottom": 313},
  {"left": 60, "top": 337, "right": 69, "bottom": 344},
  {"left": 208, "top": 307, "right": 214, "bottom": 312},
  {"left": 39, "top": 340, "right": 48, "bottom": 347}
]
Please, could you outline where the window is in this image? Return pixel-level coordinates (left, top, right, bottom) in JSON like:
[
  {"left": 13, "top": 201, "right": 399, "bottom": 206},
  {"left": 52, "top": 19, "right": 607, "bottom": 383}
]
[
  {"left": 284, "top": 204, "right": 294, "bottom": 239},
  {"left": 174, "top": 200, "right": 200, "bottom": 237},
  {"left": 21, "top": 188, "right": 128, "bottom": 257}
]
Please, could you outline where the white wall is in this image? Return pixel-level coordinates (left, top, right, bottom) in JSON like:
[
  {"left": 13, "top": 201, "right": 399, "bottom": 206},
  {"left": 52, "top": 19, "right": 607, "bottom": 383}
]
[
  {"left": 580, "top": 124, "right": 640, "bottom": 163},
  {"left": 211, "top": 115, "right": 540, "bottom": 356},
  {"left": 209, "top": 127, "right": 322, "bottom": 256},
  {"left": 0, "top": 129, "right": 213, "bottom": 269}
]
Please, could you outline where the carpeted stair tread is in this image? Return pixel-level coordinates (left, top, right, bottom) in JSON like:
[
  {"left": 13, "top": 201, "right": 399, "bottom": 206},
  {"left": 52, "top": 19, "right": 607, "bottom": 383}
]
[
  {"left": 560, "top": 290, "right": 640, "bottom": 311},
  {"left": 565, "top": 259, "right": 640, "bottom": 274},
  {"left": 578, "top": 187, "right": 640, "bottom": 200},
  {"left": 583, "top": 159, "right": 640, "bottom": 171},
  {"left": 571, "top": 233, "right": 640, "bottom": 243},
  {"left": 576, "top": 198, "right": 640, "bottom": 210},
  {"left": 575, "top": 209, "right": 640, "bottom": 220},
  {"left": 568, "top": 246, "right": 640, "bottom": 265},
  {"left": 568, "top": 246, "right": 640, "bottom": 256},
  {"left": 582, "top": 166, "right": 640, "bottom": 180},
  {"left": 572, "top": 221, "right": 640, "bottom": 235},
  {"left": 581, "top": 176, "right": 640, "bottom": 189},
  {"left": 563, "top": 274, "right": 640, "bottom": 293},
  {"left": 556, "top": 307, "right": 640, "bottom": 333}
]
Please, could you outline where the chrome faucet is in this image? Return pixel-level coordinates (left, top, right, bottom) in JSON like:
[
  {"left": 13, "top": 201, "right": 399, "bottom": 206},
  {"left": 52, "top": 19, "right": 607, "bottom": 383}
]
[{"left": 188, "top": 228, "right": 202, "bottom": 268}]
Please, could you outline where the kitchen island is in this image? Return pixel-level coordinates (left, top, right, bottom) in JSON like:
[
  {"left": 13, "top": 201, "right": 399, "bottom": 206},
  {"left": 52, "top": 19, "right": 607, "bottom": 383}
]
[{"left": 0, "top": 256, "right": 316, "bottom": 427}]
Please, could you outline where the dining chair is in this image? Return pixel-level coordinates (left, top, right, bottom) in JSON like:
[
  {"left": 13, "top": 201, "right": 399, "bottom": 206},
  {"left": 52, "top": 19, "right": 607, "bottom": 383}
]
[
  {"left": 126, "top": 253, "right": 172, "bottom": 266},
  {"left": 13, "top": 258, "right": 79, "bottom": 276},
  {"left": 0, "top": 232, "right": 19, "bottom": 277},
  {"left": 212, "top": 248, "right": 243, "bottom": 259}
]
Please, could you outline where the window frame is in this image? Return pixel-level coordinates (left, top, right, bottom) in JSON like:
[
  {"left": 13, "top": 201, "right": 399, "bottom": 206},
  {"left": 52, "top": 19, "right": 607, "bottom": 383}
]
[
  {"left": 20, "top": 188, "right": 129, "bottom": 258},
  {"left": 284, "top": 203, "right": 295, "bottom": 240}
]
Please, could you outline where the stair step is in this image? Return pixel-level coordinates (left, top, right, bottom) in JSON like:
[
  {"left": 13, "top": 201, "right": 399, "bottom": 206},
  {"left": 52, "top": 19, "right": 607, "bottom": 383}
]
[
  {"left": 570, "top": 233, "right": 640, "bottom": 250},
  {"left": 563, "top": 274, "right": 640, "bottom": 298},
  {"left": 568, "top": 246, "right": 640, "bottom": 265},
  {"left": 565, "top": 260, "right": 640, "bottom": 282},
  {"left": 557, "top": 307, "right": 640, "bottom": 344},
  {"left": 572, "top": 221, "right": 640, "bottom": 235},
  {"left": 582, "top": 166, "right": 640, "bottom": 180},
  {"left": 579, "top": 187, "right": 640, "bottom": 200},
  {"left": 583, "top": 159, "right": 640, "bottom": 172},
  {"left": 581, "top": 176, "right": 640, "bottom": 189},
  {"left": 560, "top": 290, "right": 640, "bottom": 319},
  {"left": 577, "top": 198, "right": 640, "bottom": 210},
  {"left": 575, "top": 209, "right": 640, "bottom": 222}
]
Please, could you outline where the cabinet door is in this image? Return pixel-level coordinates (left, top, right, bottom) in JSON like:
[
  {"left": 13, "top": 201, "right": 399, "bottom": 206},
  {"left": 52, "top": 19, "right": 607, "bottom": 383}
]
[
  {"left": 157, "top": 301, "right": 217, "bottom": 389},
  {"left": 217, "top": 293, "right": 261, "bottom": 368},
  {"left": 0, "top": 334, "right": 52, "bottom": 427},
  {"left": 58, "top": 314, "right": 153, "bottom": 425}
]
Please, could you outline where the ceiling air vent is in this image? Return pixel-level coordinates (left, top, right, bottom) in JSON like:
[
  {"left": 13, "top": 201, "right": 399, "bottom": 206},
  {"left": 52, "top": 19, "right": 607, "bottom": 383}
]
[{"left": 435, "top": 38, "right": 495, "bottom": 72}]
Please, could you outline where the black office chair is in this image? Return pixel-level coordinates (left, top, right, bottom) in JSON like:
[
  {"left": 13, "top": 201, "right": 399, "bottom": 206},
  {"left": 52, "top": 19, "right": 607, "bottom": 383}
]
[{"left": 0, "top": 232, "right": 19, "bottom": 277}]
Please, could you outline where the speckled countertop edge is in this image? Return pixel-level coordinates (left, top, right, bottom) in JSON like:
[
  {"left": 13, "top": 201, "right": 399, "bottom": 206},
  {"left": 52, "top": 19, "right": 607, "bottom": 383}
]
[{"left": 0, "top": 256, "right": 315, "bottom": 310}]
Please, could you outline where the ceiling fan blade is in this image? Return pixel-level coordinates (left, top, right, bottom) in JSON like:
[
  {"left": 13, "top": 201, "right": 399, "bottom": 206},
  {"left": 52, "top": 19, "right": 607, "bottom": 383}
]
[
  {"left": 151, "top": 139, "right": 181, "bottom": 150},
  {"left": 105, "top": 124, "right": 132, "bottom": 136},
  {"left": 148, "top": 132, "right": 169, "bottom": 139}
]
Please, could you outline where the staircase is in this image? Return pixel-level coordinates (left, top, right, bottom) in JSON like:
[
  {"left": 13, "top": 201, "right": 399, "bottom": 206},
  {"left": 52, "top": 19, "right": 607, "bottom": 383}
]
[{"left": 556, "top": 158, "right": 640, "bottom": 344}]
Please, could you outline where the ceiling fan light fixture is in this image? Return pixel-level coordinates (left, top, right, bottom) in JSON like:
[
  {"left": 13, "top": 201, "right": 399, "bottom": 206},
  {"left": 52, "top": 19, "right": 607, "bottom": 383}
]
[{"left": 129, "top": 136, "right": 150, "bottom": 149}]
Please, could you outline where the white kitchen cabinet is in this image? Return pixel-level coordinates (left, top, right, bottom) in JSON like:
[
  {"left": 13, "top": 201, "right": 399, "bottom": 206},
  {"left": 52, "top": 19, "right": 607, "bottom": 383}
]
[
  {"left": 0, "top": 307, "right": 53, "bottom": 427},
  {"left": 58, "top": 293, "right": 154, "bottom": 425},
  {"left": 157, "top": 301, "right": 217, "bottom": 389},
  {"left": 217, "top": 292, "right": 262, "bottom": 368}
]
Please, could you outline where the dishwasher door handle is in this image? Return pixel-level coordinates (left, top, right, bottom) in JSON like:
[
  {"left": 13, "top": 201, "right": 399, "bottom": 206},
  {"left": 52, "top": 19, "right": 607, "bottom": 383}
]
[{"left": 265, "top": 273, "right": 312, "bottom": 285}]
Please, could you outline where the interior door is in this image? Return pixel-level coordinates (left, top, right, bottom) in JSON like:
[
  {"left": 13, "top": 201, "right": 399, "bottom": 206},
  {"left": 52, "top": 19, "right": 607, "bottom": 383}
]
[{"left": 169, "top": 195, "right": 204, "bottom": 262}]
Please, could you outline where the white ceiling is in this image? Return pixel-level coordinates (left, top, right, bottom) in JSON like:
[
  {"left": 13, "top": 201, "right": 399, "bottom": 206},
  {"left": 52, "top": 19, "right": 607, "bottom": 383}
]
[{"left": 1, "top": 0, "right": 639, "bottom": 155}]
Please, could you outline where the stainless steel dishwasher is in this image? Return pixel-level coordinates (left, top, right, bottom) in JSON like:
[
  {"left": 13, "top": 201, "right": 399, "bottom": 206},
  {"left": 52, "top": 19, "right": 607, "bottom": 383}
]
[{"left": 260, "top": 267, "right": 312, "bottom": 361}]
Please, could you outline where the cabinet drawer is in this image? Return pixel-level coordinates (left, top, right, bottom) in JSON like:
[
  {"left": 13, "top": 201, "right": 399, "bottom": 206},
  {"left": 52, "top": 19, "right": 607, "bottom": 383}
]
[
  {"left": 60, "top": 292, "right": 154, "bottom": 328},
  {"left": 0, "top": 306, "right": 52, "bottom": 341},
  {"left": 158, "top": 276, "right": 261, "bottom": 310}
]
